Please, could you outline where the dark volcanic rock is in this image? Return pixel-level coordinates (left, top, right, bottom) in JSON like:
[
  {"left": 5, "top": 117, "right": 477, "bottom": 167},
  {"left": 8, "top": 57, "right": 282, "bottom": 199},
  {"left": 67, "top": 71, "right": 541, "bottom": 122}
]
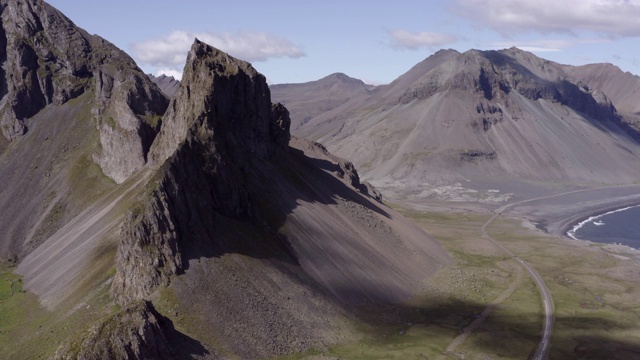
[
  {"left": 52, "top": 301, "right": 180, "bottom": 360},
  {"left": 149, "top": 39, "right": 278, "bottom": 165},
  {"left": 360, "top": 181, "right": 383, "bottom": 202},
  {"left": 111, "top": 186, "right": 182, "bottom": 305},
  {"left": 0, "top": 0, "right": 169, "bottom": 182},
  {"left": 112, "top": 39, "right": 291, "bottom": 305},
  {"left": 338, "top": 159, "right": 360, "bottom": 187},
  {"left": 270, "top": 102, "right": 291, "bottom": 149}
]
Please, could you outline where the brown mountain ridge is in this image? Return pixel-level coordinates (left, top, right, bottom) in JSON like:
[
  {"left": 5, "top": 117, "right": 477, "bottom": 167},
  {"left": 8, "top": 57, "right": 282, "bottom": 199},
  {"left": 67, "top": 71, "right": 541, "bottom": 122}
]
[{"left": 273, "top": 48, "right": 640, "bottom": 200}]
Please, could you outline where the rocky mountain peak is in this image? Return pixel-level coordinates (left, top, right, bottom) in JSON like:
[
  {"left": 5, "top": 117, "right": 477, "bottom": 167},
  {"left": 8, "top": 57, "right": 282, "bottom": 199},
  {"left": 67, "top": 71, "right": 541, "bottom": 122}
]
[
  {"left": 382, "top": 48, "right": 460, "bottom": 96},
  {"left": 114, "top": 39, "right": 291, "bottom": 304},
  {"left": 398, "top": 48, "right": 621, "bottom": 124},
  {"left": 323, "top": 72, "right": 366, "bottom": 85},
  {"left": 0, "top": 0, "right": 168, "bottom": 182},
  {"left": 148, "top": 73, "right": 180, "bottom": 98},
  {"left": 149, "top": 39, "right": 288, "bottom": 166}
]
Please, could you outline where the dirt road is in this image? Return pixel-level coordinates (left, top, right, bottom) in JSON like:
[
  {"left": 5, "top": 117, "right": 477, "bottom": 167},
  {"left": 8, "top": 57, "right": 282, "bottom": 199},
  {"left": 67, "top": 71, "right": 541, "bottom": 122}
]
[{"left": 482, "top": 206, "right": 554, "bottom": 360}]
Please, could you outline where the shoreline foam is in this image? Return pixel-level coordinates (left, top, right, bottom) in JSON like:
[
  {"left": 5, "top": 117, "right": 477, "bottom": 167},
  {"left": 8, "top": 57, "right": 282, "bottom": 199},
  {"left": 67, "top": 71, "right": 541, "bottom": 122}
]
[{"left": 566, "top": 204, "right": 640, "bottom": 240}]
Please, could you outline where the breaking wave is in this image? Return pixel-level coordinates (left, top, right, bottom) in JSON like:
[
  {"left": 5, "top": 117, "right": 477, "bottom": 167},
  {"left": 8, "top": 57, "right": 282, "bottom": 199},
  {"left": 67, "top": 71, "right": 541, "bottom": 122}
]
[{"left": 567, "top": 205, "right": 640, "bottom": 240}]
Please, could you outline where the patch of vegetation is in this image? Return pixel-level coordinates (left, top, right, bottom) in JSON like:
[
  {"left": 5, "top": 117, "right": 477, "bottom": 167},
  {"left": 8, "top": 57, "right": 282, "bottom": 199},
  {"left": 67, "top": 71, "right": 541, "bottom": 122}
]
[
  {"left": 105, "top": 116, "right": 117, "bottom": 129},
  {"left": 0, "top": 264, "right": 118, "bottom": 359},
  {"left": 0, "top": 267, "right": 60, "bottom": 359},
  {"left": 68, "top": 152, "right": 116, "bottom": 206},
  {"left": 460, "top": 280, "right": 541, "bottom": 358},
  {"left": 142, "top": 114, "right": 162, "bottom": 129},
  {"left": 485, "top": 216, "right": 640, "bottom": 359}
]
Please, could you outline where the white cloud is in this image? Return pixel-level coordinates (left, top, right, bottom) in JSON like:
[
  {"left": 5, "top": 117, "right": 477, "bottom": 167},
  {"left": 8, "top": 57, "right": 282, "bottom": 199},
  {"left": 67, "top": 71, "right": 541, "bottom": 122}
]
[
  {"left": 131, "top": 30, "right": 305, "bottom": 69},
  {"left": 388, "top": 29, "right": 457, "bottom": 50},
  {"left": 455, "top": 0, "right": 640, "bottom": 37}
]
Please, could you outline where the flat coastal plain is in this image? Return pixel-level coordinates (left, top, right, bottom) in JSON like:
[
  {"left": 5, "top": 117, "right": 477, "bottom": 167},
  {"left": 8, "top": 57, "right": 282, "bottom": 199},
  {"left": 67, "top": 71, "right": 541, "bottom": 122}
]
[{"left": 281, "top": 187, "right": 640, "bottom": 359}]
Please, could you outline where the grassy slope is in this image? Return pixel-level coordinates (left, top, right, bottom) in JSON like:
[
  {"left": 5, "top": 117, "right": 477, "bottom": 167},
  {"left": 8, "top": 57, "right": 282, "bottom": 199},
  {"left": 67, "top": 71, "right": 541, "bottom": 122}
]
[
  {"left": 0, "top": 93, "right": 127, "bottom": 358},
  {"left": 0, "top": 262, "right": 118, "bottom": 359}
]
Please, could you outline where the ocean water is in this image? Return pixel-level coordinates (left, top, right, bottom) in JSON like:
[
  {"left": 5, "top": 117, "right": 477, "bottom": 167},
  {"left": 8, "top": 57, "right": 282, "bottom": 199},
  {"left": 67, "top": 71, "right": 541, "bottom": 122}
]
[{"left": 567, "top": 205, "right": 640, "bottom": 249}]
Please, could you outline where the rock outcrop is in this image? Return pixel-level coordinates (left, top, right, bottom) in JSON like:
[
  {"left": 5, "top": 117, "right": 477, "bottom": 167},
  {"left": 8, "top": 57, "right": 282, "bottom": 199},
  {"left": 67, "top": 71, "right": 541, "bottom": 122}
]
[
  {"left": 0, "top": 0, "right": 168, "bottom": 183},
  {"left": 112, "top": 39, "right": 292, "bottom": 305},
  {"left": 110, "top": 185, "right": 182, "bottom": 305},
  {"left": 51, "top": 301, "right": 178, "bottom": 360}
]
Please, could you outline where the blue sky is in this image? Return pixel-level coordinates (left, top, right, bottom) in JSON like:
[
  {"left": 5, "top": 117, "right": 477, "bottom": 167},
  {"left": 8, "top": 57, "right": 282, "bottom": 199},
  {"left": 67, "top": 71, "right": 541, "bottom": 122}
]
[{"left": 48, "top": 0, "right": 640, "bottom": 85}]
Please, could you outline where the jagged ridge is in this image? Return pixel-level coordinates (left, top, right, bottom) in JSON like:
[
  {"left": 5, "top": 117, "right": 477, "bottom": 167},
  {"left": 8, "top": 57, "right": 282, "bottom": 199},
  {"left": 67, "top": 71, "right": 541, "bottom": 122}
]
[
  {"left": 112, "top": 39, "right": 291, "bottom": 305},
  {"left": 0, "top": 0, "right": 168, "bottom": 183}
]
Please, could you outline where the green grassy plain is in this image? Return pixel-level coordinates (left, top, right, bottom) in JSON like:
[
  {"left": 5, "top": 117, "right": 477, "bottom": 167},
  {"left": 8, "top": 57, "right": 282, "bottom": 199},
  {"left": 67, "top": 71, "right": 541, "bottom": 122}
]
[{"left": 279, "top": 209, "right": 640, "bottom": 359}]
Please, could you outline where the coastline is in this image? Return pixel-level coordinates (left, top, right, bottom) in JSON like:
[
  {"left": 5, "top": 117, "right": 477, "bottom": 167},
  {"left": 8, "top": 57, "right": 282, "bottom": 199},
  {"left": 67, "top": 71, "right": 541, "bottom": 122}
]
[
  {"left": 565, "top": 204, "right": 640, "bottom": 241},
  {"left": 390, "top": 183, "right": 640, "bottom": 253},
  {"left": 555, "top": 200, "right": 640, "bottom": 240},
  {"left": 500, "top": 185, "right": 640, "bottom": 239}
]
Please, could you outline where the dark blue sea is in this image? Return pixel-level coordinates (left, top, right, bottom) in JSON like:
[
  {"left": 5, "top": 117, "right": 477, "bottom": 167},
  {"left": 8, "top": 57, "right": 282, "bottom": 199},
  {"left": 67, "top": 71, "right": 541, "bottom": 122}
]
[{"left": 567, "top": 205, "right": 640, "bottom": 249}]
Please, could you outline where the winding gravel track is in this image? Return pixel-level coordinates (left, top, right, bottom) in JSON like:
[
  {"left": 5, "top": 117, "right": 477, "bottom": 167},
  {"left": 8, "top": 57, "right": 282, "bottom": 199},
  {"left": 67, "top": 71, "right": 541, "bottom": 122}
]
[
  {"left": 481, "top": 205, "right": 554, "bottom": 360},
  {"left": 479, "top": 184, "right": 640, "bottom": 358},
  {"left": 434, "top": 184, "right": 640, "bottom": 358}
]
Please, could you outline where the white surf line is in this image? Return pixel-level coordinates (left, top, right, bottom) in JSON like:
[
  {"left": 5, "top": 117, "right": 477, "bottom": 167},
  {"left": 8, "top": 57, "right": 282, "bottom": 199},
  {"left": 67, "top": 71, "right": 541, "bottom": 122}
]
[{"left": 567, "top": 204, "right": 640, "bottom": 240}]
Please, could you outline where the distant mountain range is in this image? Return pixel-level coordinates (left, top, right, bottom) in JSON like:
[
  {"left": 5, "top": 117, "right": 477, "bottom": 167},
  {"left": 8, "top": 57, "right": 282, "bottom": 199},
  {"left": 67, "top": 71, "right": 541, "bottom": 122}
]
[
  {"left": 270, "top": 72, "right": 375, "bottom": 130},
  {"left": 272, "top": 48, "right": 640, "bottom": 200},
  {"left": 148, "top": 73, "right": 180, "bottom": 98}
]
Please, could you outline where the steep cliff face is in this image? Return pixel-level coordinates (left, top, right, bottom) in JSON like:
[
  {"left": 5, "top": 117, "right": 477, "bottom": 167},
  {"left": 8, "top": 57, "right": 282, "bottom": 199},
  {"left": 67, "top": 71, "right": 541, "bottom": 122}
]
[
  {"left": 0, "top": 0, "right": 168, "bottom": 183},
  {"left": 112, "top": 40, "right": 292, "bottom": 305},
  {"left": 149, "top": 39, "right": 285, "bottom": 166},
  {"left": 110, "top": 184, "right": 182, "bottom": 306},
  {"left": 91, "top": 67, "right": 168, "bottom": 183}
]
